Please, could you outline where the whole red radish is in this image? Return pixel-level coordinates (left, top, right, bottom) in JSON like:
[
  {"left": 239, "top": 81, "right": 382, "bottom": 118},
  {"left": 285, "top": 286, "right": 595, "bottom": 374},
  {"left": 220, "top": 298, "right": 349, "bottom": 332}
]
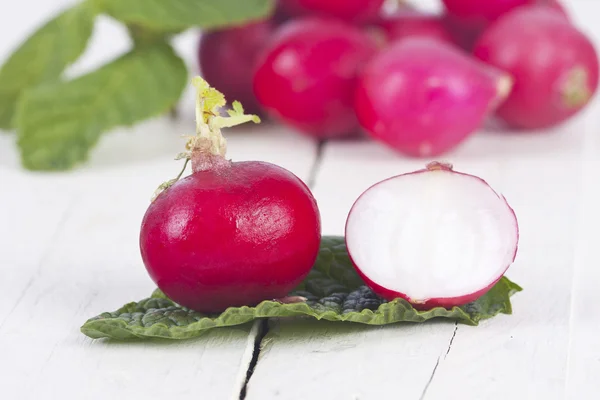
[
  {"left": 375, "top": 10, "right": 455, "bottom": 45},
  {"left": 278, "top": 0, "right": 385, "bottom": 23},
  {"left": 354, "top": 38, "right": 512, "bottom": 157},
  {"left": 346, "top": 162, "right": 519, "bottom": 309},
  {"left": 140, "top": 78, "right": 322, "bottom": 313},
  {"left": 253, "top": 18, "right": 377, "bottom": 139},
  {"left": 473, "top": 7, "right": 599, "bottom": 130},
  {"left": 198, "top": 21, "right": 274, "bottom": 115}
]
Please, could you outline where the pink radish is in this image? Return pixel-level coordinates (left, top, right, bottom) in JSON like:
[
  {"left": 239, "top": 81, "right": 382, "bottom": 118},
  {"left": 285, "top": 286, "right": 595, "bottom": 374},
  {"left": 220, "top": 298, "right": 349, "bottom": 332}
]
[
  {"left": 345, "top": 162, "right": 519, "bottom": 309},
  {"left": 442, "top": 12, "right": 486, "bottom": 52},
  {"left": 473, "top": 6, "right": 599, "bottom": 130},
  {"left": 544, "top": 0, "right": 569, "bottom": 18},
  {"left": 441, "top": 0, "right": 566, "bottom": 25},
  {"left": 278, "top": 0, "right": 385, "bottom": 23},
  {"left": 375, "top": 10, "right": 455, "bottom": 45},
  {"left": 253, "top": 18, "right": 377, "bottom": 139},
  {"left": 198, "top": 20, "right": 273, "bottom": 115},
  {"left": 354, "top": 38, "right": 512, "bottom": 157},
  {"left": 140, "top": 78, "right": 321, "bottom": 313},
  {"left": 441, "top": 0, "right": 569, "bottom": 51}
]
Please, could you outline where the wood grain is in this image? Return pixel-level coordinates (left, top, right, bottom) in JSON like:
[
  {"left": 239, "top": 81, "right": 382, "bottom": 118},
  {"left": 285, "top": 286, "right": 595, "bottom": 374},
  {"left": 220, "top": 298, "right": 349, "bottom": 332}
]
[{"left": 1, "top": 1, "right": 600, "bottom": 399}]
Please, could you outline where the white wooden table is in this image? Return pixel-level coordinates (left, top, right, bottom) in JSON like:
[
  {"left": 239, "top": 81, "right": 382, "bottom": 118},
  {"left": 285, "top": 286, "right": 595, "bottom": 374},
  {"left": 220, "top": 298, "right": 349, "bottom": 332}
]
[{"left": 1, "top": 1, "right": 599, "bottom": 399}]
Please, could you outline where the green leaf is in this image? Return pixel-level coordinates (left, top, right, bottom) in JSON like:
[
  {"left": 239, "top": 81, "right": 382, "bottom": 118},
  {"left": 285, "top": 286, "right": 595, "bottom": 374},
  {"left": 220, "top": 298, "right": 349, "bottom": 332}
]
[
  {"left": 16, "top": 43, "right": 187, "bottom": 170},
  {"left": 81, "top": 237, "right": 522, "bottom": 341},
  {"left": 0, "top": 3, "right": 96, "bottom": 130},
  {"left": 100, "top": 0, "right": 275, "bottom": 32}
]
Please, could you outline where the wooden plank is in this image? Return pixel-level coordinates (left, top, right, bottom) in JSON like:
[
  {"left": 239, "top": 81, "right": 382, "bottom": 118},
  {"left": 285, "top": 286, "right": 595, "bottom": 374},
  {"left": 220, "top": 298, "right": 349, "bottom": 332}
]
[
  {"left": 247, "top": 319, "right": 457, "bottom": 400},
  {"left": 549, "top": 6, "right": 600, "bottom": 399},
  {"left": 565, "top": 101, "right": 600, "bottom": 398},
  {"left": 0, "top": 117, "right": 317, "bottom": 400},
  {"left": 421, "top": 130, "right": 585, "bottom": 400},
  {"left": 247, "top": 103, "right": 591, "bottom": 400},
  {"left": 0, "top": 170, "right": 76, "bottom": 326}
]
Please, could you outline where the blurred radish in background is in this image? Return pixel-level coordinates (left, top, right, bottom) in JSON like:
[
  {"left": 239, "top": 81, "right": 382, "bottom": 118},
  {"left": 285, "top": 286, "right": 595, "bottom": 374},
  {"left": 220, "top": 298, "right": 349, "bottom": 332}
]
[
  {"left": 374, "top": 9, "right": 456, "bottom": 46},
  {"left": 253, "top": 18, "right": 377, "bottom": 139},
  {"left": 278, "top": 0, "right": 386, "bottom": 23},
  {"left": 442, "top": 0, "right": 570, "bottom": 51},
  {"left": 198, "top": 20, "right": 275, "bottom": 116},
  {"left": 354, "top": 38, "right": 512, "bottom": 157},
  {"left": 1, "top": 0, "right": 598, "bottom": 170},
  {"left": 473, "top": 6, "right": 598, "bottom": 130}
]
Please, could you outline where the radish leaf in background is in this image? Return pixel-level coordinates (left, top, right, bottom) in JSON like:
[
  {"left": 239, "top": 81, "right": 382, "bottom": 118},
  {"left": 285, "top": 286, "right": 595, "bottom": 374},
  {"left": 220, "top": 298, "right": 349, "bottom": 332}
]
[
  {"left": 16, "top": 43, "right": 187, "bottom": 170},
  {"left": 100, "top": 0, "right": 275, "bottom": 32},
  {"left": 0, "top": 2, "right": 97, "bottom": 130}
]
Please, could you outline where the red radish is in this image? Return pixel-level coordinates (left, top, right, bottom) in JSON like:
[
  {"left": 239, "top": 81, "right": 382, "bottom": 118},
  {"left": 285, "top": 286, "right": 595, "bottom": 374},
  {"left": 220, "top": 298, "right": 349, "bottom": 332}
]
[
  {"left": 375, "top": 10, "right": 455, "bottom": 45},
  {"left": 473, "top": 6, "right": 599, "bottom": 130},
  {"left": 442, "top": 12, "right": 485, "bottom": 51},
  {"left": 345, "top": 162, "right": 519, "bottom": 309},
  {"left": 354, "top": 38, "right": 512, "bottom": 157},
  {"left": 441, "top": 0, "right": 569, "bottom": 51},
  {"left": 441, "top": 0, "right": 529, "bottom": 25},
  {"left": 278, "top": 0, "right": 385, "bottom": 23},
  {"left": 140, "top": 78, "right": 321, "bottom": 313},
  {"left": 198, "top": 20, "right": 274, "bottom": 115},
  {"left": 253, "top": 18, "right": 377, "bottom": 139}
]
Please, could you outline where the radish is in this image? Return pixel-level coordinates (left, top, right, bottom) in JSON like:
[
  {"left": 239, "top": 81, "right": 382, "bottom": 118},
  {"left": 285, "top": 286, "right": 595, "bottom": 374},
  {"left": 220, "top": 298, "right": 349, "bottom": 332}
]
[
  {"left": 198, "top": 20, "right": 273, "bottom": 115},
  {"left": 354, "top": 38, "right": 512, "bottom": 157},
  {"left": 544, "top": 0, "right": 569, "bottom": 19},
  {"left": 442, "top": 12, "right": 485, "bottom": 51},
  {"left": 278, "top": 0, "right": 385, "bottom": 24},
  {"left": 375, "top": 10, "right": 455, "bottom": 46},
  {"left": 473, "top": 6, "right": 599, "bottom": 130},
  {"left": 441, "top": 0, "right": 563, "bottom": 24},
  {"left": 441, "top": 0, "right": 569, "bottom": 51},
  {"left": 139, "top": 78, "right": 322, "bottom": 313},
  {"left": 345, "top": 162, "right": 519, "bottom": 309},
  {"left": 253, "top": 18, "right": 377, "bottom": 139}
]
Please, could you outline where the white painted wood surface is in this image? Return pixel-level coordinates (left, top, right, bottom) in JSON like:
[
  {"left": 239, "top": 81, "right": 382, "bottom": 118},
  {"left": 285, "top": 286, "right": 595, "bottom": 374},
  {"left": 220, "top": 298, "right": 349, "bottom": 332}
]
[{"left": 1, "top": 1, "right": 599, "bottom": 399}]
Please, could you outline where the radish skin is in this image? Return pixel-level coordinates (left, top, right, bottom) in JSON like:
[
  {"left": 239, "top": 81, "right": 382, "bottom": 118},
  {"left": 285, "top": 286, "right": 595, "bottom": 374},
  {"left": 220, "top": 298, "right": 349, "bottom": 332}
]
[
  {"left": 198, "top": 21, "right": 274, "bottom": 115},
  {"left": 375, "top": 10, "right": 455, "bottom": 46},
  {"left": 278, "top": 0, "right": 385, "bottom": 23},
  {"left": 254, "top": 18, "right": 377, "bottom": 138},
  {"left": 473, "top": 6, "right": 599, "bottom": 129},
  {"left": 442, "top": 0, "right": 569, "bottom": 51},
  {"left": 140, "top": 78, "right": 322, "bottom": 313},
  {"left": 354, "top": 38, "right": 512, "bottom": 157}
]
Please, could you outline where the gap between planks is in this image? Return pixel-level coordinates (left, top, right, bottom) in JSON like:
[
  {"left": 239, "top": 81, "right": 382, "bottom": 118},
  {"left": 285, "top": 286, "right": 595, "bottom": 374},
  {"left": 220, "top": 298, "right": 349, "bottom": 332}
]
[{"left": 420, "top": 323, "right": 459, "bottom": 400}]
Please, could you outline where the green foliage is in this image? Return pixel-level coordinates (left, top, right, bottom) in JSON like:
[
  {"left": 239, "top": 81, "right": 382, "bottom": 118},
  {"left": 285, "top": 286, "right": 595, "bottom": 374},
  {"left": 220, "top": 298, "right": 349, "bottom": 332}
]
[
  {"left": 16, "top": 43, "right": 187, "bottom": 170},
  {"left": 1, "top": 0, "right": 275, "bottom": 169},
  {"left": 0, "top": 2, "right": 96, "bottom": 129},
  {"left": 100, "top": 0, "right": 275, "bottom": 31}
]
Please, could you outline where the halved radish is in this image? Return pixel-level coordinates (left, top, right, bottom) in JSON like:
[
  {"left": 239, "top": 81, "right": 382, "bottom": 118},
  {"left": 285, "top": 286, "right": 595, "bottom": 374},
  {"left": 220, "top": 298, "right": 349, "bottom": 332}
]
[{"left": 345, "top": 162, "right": 519, "bottom": 309}]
